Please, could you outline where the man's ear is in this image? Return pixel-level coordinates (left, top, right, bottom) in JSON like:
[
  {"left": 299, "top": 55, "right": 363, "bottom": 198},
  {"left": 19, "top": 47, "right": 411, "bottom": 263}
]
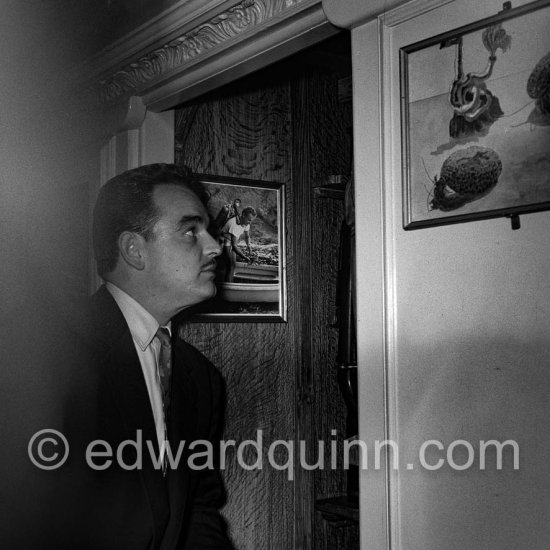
[{"left": 118, "top": 231, "right": 146, "bottom": 271}]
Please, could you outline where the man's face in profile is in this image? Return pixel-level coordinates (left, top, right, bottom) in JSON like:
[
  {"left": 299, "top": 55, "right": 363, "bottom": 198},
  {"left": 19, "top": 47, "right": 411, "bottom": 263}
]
[{"left": 141, "top": 184, "right": 220, "bottom": 311}]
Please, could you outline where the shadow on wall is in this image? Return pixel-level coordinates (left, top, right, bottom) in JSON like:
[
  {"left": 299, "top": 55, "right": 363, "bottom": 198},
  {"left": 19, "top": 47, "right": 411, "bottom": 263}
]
[
  {"left": 395, "top": 336, "right": 550, "bottom": 549},
  {"left": 0, "top": 2, "right": 105, "bottom": 544}
]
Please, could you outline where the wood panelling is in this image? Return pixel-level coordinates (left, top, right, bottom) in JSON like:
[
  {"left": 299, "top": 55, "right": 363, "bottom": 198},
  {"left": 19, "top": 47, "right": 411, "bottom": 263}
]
[
  {"left": 175, "top": 78, "right": 291, "bottom": 180},
  {"left": 175, "top": 43, "right": 356, "bottom": 549},
  {"left": 293, "top": 70, "right": 358, "bottom": 550},
  {"left": 290, "top": 71, "right": 316, "bottom": 550},
  {"left": 176, "top": 77, "right": 297, "bottom": 550}
]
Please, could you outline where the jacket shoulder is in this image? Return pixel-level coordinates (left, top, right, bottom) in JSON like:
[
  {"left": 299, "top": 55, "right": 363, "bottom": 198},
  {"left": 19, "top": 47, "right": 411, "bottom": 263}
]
[{"left": 175, "top": 336, "right": 224, "bottom": 385}]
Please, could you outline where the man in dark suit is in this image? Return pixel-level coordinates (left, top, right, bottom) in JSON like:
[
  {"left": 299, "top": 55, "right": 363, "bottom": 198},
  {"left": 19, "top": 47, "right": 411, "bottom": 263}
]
[{"left": 58, "top": 163, "right": 233, "bottom": 549}]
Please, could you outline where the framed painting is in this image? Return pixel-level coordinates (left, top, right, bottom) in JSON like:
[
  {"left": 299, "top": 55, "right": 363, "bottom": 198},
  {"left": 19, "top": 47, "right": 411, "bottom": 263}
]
[
  {"left": 400, "top": 0, "right": 550, "bottom": 229},
  {"left": 188, "top": 174, "right": 286, "bottom": 322}
]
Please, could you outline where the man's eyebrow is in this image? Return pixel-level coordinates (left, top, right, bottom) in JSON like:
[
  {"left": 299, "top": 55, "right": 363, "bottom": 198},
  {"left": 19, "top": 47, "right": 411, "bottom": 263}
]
[{"left": 175, "top": 215, "right": 205, "bottom": 230}]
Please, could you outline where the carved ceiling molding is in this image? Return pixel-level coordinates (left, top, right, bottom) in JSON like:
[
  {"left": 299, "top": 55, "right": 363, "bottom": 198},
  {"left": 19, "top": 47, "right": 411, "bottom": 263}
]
[{"left": 97, "top": 0, "right": 324, "bottom": 105}]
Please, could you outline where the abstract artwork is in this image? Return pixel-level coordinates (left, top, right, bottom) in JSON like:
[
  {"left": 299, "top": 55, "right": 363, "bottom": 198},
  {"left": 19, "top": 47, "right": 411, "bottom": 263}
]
[{"left": 400, "top": 0, "right": 550, "bottom": 228}]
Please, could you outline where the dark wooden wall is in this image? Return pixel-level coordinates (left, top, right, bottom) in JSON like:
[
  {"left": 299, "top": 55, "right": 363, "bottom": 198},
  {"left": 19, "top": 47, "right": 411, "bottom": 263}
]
[{"left": 174, "top": 43, "right": 357, "bottom": 549}]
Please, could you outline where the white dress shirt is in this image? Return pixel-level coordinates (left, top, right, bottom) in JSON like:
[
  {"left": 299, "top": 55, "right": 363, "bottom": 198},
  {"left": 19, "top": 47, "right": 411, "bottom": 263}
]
[{"left": 105, "top": 282, "right": 170, "bottom": 458}]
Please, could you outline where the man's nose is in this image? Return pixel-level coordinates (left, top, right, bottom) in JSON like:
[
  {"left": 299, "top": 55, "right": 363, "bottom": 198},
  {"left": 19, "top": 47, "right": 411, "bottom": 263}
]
[{"left": 205, "top": 232, "right": 222, "bottom": 257}]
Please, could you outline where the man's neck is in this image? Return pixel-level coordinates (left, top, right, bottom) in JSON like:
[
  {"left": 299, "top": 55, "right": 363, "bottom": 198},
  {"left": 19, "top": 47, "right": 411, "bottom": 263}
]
[{"left": 104, "top": 276, "right": 171, "bottom": 326}]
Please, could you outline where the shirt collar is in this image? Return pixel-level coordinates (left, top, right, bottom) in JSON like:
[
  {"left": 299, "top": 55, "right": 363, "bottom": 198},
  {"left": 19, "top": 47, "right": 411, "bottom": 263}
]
[{"left": 105, "top": 282, "right": 171, "bottom": 351}]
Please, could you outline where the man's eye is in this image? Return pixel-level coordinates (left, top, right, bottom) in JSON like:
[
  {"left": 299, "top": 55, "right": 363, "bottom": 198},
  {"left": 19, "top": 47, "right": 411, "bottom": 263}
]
[{"left": 183, "top": 228, "right": 196, "bottom": 237}]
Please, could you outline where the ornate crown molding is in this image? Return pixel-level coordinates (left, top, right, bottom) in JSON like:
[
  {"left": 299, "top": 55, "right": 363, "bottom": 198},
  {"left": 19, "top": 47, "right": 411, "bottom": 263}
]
[{"left": 96, "top": 0, "right": 333, "bottom": 107}]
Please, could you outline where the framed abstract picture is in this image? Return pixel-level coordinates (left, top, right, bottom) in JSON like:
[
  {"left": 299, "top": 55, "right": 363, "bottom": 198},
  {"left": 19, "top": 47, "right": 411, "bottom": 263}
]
[
  {"left": 400, "top": 0, "right": 550, "bottom": 229},
  {"left": 188, "top": 174, "right": 286, "bottom": 322}
]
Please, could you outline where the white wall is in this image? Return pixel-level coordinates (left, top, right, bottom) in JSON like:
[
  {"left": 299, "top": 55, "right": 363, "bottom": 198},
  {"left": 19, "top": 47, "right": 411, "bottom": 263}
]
[
  {"left": 353, "top": 0, "right": 550, "bottom": 548},
  {"left": 393, "top": 220, "right": 550, "bottom": 549},
  {"left": 0, "top": 3, "right": 104, "bottom": 541}
]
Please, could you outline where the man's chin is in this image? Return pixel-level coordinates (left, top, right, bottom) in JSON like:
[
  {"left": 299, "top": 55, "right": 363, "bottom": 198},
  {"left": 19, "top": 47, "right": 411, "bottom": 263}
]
[
  {"left": 207, "top": 282, "right": 218, "bottom": 299},
  {"left": 174, "top": 284, "right": 217, "bottom": 318},
  {"left": 177, "top": 281, "right": 218, "bottom": 309},
  {"left": 197, "top": 281, "right": 218, "bottom": 302}
]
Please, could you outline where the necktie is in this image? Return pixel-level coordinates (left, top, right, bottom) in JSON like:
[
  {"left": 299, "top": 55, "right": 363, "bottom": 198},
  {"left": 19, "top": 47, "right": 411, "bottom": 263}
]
[
  {"left": 155, "top": 327, "right": 172, "bottom": 414},
  {"left": 155, "top": 327, "right": 172, "bottom": 475}
]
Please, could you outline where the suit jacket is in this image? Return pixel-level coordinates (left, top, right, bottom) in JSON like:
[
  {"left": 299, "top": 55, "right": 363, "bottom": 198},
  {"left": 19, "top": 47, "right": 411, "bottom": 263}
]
[{"left": 51, "top": 286, "right": 233, "bottom": 550}]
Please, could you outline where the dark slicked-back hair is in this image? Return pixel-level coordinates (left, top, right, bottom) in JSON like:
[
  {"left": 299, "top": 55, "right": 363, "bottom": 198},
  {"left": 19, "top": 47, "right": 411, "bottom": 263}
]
[{"left": 93, "top": 163, "right": 208, "bottom": 279}]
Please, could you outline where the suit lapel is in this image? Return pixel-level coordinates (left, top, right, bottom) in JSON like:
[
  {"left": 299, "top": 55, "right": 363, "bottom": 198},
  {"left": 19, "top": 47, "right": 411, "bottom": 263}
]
[
  {"left": 91, "top": 287, "right": 169, "bottom": 546},
  {"left": 160, "top": 337, "right": 199, "bottom": 549}
]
